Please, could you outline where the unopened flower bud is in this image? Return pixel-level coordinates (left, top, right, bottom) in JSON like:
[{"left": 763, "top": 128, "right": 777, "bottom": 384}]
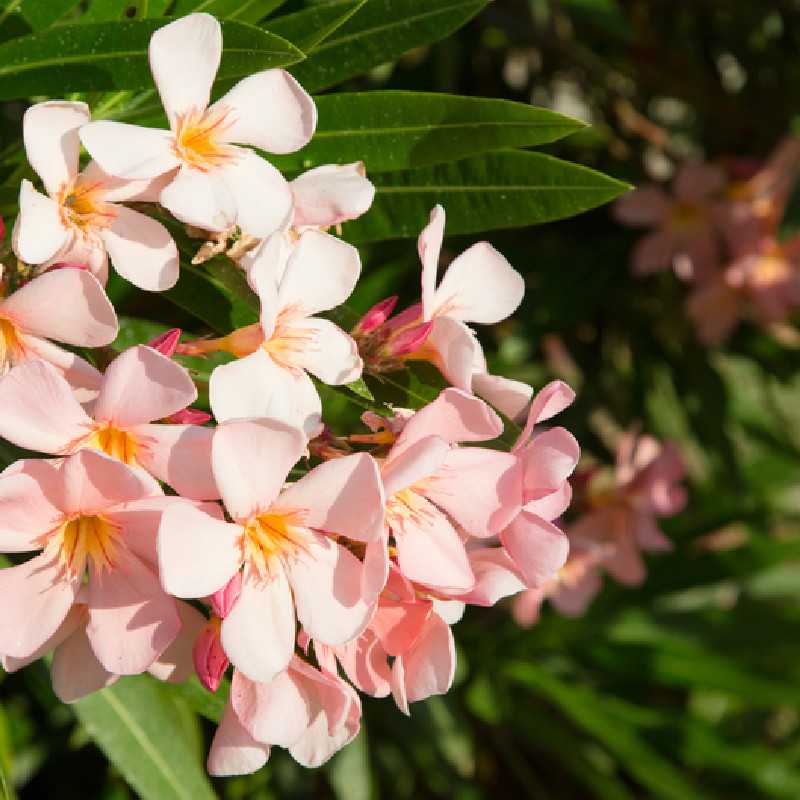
[
  {"left": 47, "top": 261, "right": 90, "bottom": 272},
  {"left": 385, "top": 320, "right": 434, "bottom": 357},
  {"left": 165, "top": 407, "right": 213, "bottom": 425},
  {"left": 353, "top": 296, "right": 398, "bottom": 335},
  {"left": 148, "top": 328, "right": 182, "bottom": 357},
  {"left": 193, "top": 618, "right": 229, "bottom": 693},
  {"left": 210, "top": 572, "right": 242, "bottom": 619}
]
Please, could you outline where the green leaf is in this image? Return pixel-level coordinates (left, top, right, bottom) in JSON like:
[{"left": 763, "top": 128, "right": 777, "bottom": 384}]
[
  {"left": 267, "top": 0, "right": 367, "bottom": 53},
  {"left": 73, "top": 675, "right": 216, "bottom": 800},
  {"left": 0, "top": 18, "right": 303, "bottom": 99},
  {"left": 290, "top": 0, "right": 489, "bottom": 92},
  {"left": 19, "top": 0, "right": 80, "bottom": 28},
  {"left": 345, "top": 377, "right": 375, "bottom": 402},
  {"left": 327, "top": 727, "right": 371, "bottom": 800},
  {"left": 171, "top": 0, "right": 287, "bottom": 23},
  {"left": 170, "top": 675, "right": 228, "bottom": 724},
  {"left": 270, "top": 92, "right": 585, "bottom": 174},
  {"left": 343, "top": 150, "right": 630, "bottom": 242}
]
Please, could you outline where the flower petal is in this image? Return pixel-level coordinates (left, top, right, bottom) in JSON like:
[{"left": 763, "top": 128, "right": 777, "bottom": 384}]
[
  {"left": 277, "top": 453, "right": 384, "bottom": 542},
  {"left": 157, "top": 501, "right": 241, "bottom": 598},
  {"left": 612, "top": 186, "right": 669, "bottom": 227},
  {"left": 79, "top": 121, "right": 179, "bottom": 180},
  {"left": 52, "top": 623, "right": 118, "bottom": 702},
  {"left": 278, "top": 230, "right": 360, "bottom": 316},
  {"left": 419, "top": 205, "right": 445, "bottom": 321},
  {"left": 457, "top": 547, "right": 526, "bottom": 607},
  {"left": 208, "top": 697, "right": 271, "bottom": 777},
  {"left": 335, "top": 630, "right": 391, "bottom": 697},
  {"left": 19, "top": 336, "right": 103, "bottom": 403},
  {"left": 500, "top": 510, "right": 569, "bottom": 587},
  {"left": 12, "top": 180, "right": 68, "bottom": 264},
  {"left": 0, "top": 359, "right": 92, "bottom": 454},
  {"left": 23, "top": 100, "right": 89, "bottom": 195},
  {"left": 284, "top": 317, "right": 362, "bottom": 385},
  {"left": 214, "top": 69, "right": 316, "bottom": 153},
  {"left": 398, "top": 613, "right": 455, "bottom": 704},
  {"left": 382, "top": 435, "right": 451, "bottom": 497},
  {"left": 148, "top": 599, "right": 209, "bottom": 683},
  {"left": 94, "top": 345, "right": 197, "bottom": 427},
  {"left": 472, "top": 372, "right": 533, "bottom": 424},
  {"left": 0, "top": 460, "right": 63, "bottom": 552},
  {"left": 221, "top": 568, "right": 296, "bottom": 684},
  {"left": 426, "top": 316, "right": 480, "bottom": 391},
  {"left": 150, "top": 12, "right": 221, "bottom": 125},
  {"left": 99, "top": 205, "right": 179, "bottom": 291},
  {"left": 213, "top": 417, "right": 306, "bottom": 521},
  {"left": 2, "top": 268, "right": 117, "bottom": 346},
  {"left": 521, "top": 427, "right": 580, "bottom": 499},
  {"left": 513, "top": 379, "right": 576, "bottom": 451},
  {"left": 160, "top": 164, "right": 237, "bottom": 232},
  {"left": 291, "top": 162, "right": 374, "bottom": 228}
]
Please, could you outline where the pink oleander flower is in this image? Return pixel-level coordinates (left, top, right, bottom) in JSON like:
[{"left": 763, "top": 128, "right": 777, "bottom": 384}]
[
  {"left": 179, "top": 229, "right": 363, "bottom": 435},
  {"left": 240, "top": 161, "right": 375, "bottom": 286},
  {"left": 2, "top": 596, "right": 206, "bottom": 702},
  {"left": 569, "top": 430, "right": 686, "bottom": 588},
  {"left": 0, "top": 267, "right": 117, "bottom": 399},
  {"left": 375, "top": 388, "right": 522, "bottom": 594},
  {"left": 79, "top": 13, "right": 315, "bottom": 239},
  {"left": 614, "top": 161, "right": 726, "bottom": 281},
  {"left": 0, "top": 450, "right": 185, "bottom": 674},
  {"left": 208, "top": 656, "right": 361, "bottom": 776},
  {"left": 157, "top": 418, "right": 385, "bottom": 684},
  {"left": 0, "top": 345, "right": 217, "bottom": 500},
  {"left": 13, "top": 101, "right": 179, "bottom": 291}
]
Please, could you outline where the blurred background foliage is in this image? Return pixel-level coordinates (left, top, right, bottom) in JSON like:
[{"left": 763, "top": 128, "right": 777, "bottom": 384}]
[{"left": 5, "top": 0, "right": 800, "bottom": 798}]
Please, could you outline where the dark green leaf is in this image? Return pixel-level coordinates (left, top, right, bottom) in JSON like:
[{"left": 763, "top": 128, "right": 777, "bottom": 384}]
[
  {"left": 270, "top": 92, "right": 585, "bottom": 174},
  {"left": 171, "top": 0, "right": 287, "bottom": 24},
  {"left": 267, "top": 0, "right": 367, "bottom": 53},
  {"left": 19, "top": 0, "right": 80, "bottom": 28},
  {"left": 73, "top": 675, "right": 216, "bottom": 800},
  {"left": 0, "top": 18, "right": 303, "bottom": 99},
  {"left": 343, "top": 150, "right": 630, "bottom": 242},
  {"left": 290, "top": 0, "right": 489, "bottom": 92}
]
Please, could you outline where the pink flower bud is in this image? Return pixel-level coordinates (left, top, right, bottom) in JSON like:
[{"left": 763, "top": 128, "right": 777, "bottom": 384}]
[
  {"left": 148, "top": 328, "right": 182, "bottom": 357},
  {"left": 193, "top": 619, "right": 229, "bottom": 693},
  {"left": 385, "top": 321, "right": 433, "bottom": 357},
  {"left": 47, "top": 262, "right": 90, "bottom": 272},
  {"left": 209, "top": 572, "right": 242, "bottom": 619},
  {"left": 0, "top": 214, "right": 5, "bottom": 241},
  {"left": 166, "top": 407, "right": 213, "bottom": 425},
  {"left": 353, "top": 296, "right": 398, "bottom": 335}
]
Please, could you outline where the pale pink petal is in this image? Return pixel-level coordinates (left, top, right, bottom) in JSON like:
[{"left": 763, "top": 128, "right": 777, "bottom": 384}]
[
  {"left": 394, "top": 497, "right": 474, "bottom": 592},
  {"left": 150, "top": 12, "right": 221, "bottom": 125},
  {"left": 335, "top": 631, "right": 391, "bottom": 697},
  {"left": 382, "top": 435, "right": 451, "bottom": 496},
  {"left": 0, "top": 462, "right": 63, "bottom": 551},
  {"left": 160, "top": 165, "right": 237, "bottom": 232},
  {"left": 288, "top": 533, "right": 373, "bottom": 645},
  {"left": 393, "top": 387, "right": 503, "bottom": 456},
  {"left": 278, "top": 230, "right": 361, "bottom": 316},
  {"left": 0, "top": 359, "right": 92, "bottom": 453},
  {"left": 20, "top": 336, "right": 103, "bottom": 403},
  {"left": 391, "top": 656, "right": 409, "bottom": 715},
  {"left": 632, "top": 230, "right": 679, "bottom": 275},
  {"left": 94, "top": 345, "right": 197, "bottom": 427},
  {"left": 285, "top": 317, "right": 362, "bottom": 385},
  {"left": 46, "top": 234, "right": 109, "bottom": 285},
  {"left": 424, "top": 447, "right": 522, "bottom": 536},
  {"left": 58, "top": 449, "right": 157, "bottom": 516},
  {"left": 501, "top": 511, "right": 569, "bottom": 587},
  {"left": 12, "top": 180, "right": 69, "bottom": 264},
  {"left": 426, "top": 316, "right": 480, "bottom": 391},
  {"left": 99, "top": 205, "right": 179, "bottom": 291},
  {"left": 148, "top": 600, "right": 209, "bottom": 683},
  {"left": 52, "top": 624, "right": 118, "bottom": 702},
  {"left": 82, "top": 160, "right": 176, "bottom": 203},
  {"left": 604, "top": 536, "right": 646, "bottom": 586},
  {"left": 371, "top": 599, "right": 431, "bottom": 656},
  {"left": 209, "top": 348, "right": 323, "bottom": 435},
  {"left": 79, "top": 121, "right": 179, "bottom": 180},
  {"left": 513, "top": 379, "right": 576, "bottom": 452},
  {"left": 218, "top": 148, "right": 293, "bottom": 238},
  {"left": 213, "top": 418, "right": 306, "bottom": 522},
  {"left": 431, "top": 597, "right": 464, "bottom": 624},
  {"left": 2, "top": 604, "right": 84, "bottom": 672},
  {"left": 214, "top": 69, "right": 316, "bottom": 154},
  {"left": 432, "top": 242, "right": 524, "bottom": 324},
  {"left": 291, "top": 162, "right": 374, "bottom": 228},
  {"left": 133, "top": 423, "right": 217, "bottom": 500},
  {"left": 551, "top": 571, "right": 602, "bottom": 617},
  {"left": 157, "top": 501, "right": 242, "bottom": 597},
  {"left": 521, "top": 427, "right": 580, "bottom": 499},
  {"left": 23, "top": 101, "right": 89, "bottom": 195},
  {"left": 673, "top": 161, "right": 725, "bottom": 202},
  {"left": 612, "top": 186, "right": 669, "bottom": 227},
  {"left": 524, "top": 481, "right": 573, "bottom": 522},
  {"left": 2, "top": 268, "right": 117, "bottom": 346},
  {"left": 86, "top": 548, "right": 180, "bottom": 674},
  {"left": 362, "top": 529, "right": 390, "bottom": 603},
  {"left": 277, "top": 453, "right": 384, "bottom": 541},
  {"left": 221, "top": 568, "right": 296, "bottom": 683},
  {"left": 242, "top": 230, "right": 292, "bottom": 290},
  {"left": 457, "top": 547, "right": 526, "bottom": 606},
  {"left": 419, "top": 205, "right": 445, "bottom": 321},
  {"left": 230, "top": 668, "right": 310, "bottom": 746},
  {"left": 0, "top": 552, "right": 79, "bottom": 658},
  {"left": 399, "top": 613, "right": 455, "bottom": 704},
  {"left": 208, "top": 697, "right": 271, "bottom": 777},
  {"left": 472, "top": 372, "right": 533, "bottom": 424},
  {"left": 512, "top": 587, "right": 546, "bottom": 627}
]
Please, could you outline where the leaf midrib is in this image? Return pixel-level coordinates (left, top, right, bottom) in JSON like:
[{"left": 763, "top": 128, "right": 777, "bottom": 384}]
[
  {"left": 375, "top": 184, "right": 623, "bottom": 193},
  {"left": 309, "top": 121, "right": 580, "bottom": 138}
]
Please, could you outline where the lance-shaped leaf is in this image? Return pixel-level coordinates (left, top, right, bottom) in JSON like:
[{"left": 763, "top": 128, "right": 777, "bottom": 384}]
[
  {"left": 0, "top": 18, "right": 303, "bottom": 100},
  {"left": 271, "top": 92, "right": 585, "bottom": 174},
  {"left": 290, "top": 0, "right": 489, "bottom": 92},
  {"left": 171, "top": 0, "right": 287, "bottom": 23},
  {"left": 267, "top": 0, "right": 367, "bottom": 53},
  {"left": 342, "top": 150, "right": 630, "bottom": 243}
]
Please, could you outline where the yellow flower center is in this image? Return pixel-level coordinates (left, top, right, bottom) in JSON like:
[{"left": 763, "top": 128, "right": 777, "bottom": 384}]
[
  {"left": 668, "top": 201, "right": 705, "bottom": 232},
  {"left": 58, "top": 181, "right": 116, "bottom": 233},
  {"left": 0, "top": 317, "right": 25, "bottom": 372},
  {"left": 386, "top": 485, "right": 436, "bottom": 535},
  {"left": 243, "top": 510, "right": 309, "bottom": 579},
  {"left": 52, "top": 514, "right": 120, "bottom": 578},
  {"left": 173, "top": 106, "right": 237, "bottom": 172},
  {"left": 261, "top": 311, "right": 316, "bottom": 372},
  {"left": 84, "top": 425, "right": 140, "bottom": 465}
]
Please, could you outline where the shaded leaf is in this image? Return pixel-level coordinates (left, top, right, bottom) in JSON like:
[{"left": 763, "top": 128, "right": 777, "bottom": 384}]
[{"left": 267, "top": 0, "right": 367, "bottom": 53}]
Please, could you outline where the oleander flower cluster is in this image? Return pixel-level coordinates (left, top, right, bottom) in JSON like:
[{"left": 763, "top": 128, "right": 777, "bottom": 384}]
[
  {"left": 0, "top": 12, "right": 584, "bottom": 776},
  {"left": 614, "top": 138, "right": 800, "bottom": 344}
]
